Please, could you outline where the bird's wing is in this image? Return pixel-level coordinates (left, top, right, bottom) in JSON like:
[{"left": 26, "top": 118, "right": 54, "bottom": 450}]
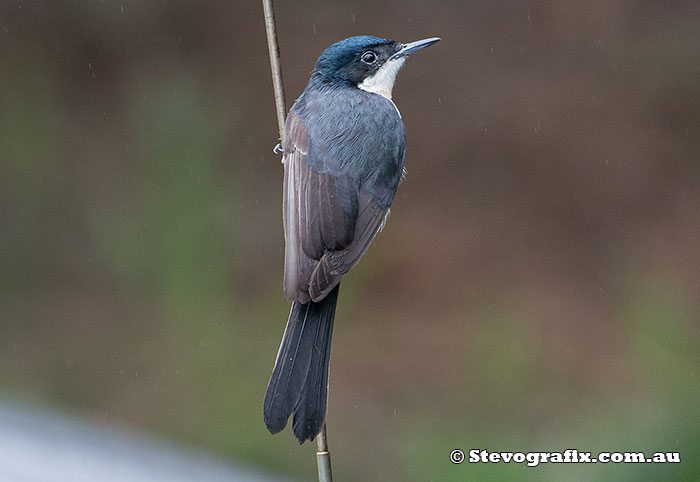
[
  {"left": 306, "top": 192, "right": 388, "bottom": 301},
  {"left": 282, "top": 109, "right": 389, "bottom": 303}
]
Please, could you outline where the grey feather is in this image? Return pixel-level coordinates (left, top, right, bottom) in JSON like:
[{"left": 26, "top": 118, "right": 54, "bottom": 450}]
[{"left": 282, "top": 84, "right": 406, "bottom": 304}]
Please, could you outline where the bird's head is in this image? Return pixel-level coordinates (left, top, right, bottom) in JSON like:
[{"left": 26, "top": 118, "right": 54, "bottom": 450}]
[{"left": 313, "top": 35, "right": 440, "bottom": 100}]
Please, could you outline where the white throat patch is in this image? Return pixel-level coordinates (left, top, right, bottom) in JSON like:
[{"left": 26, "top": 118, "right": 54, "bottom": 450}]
[{"left": 357, "top": 57, "right": 406, "bottom": 100}]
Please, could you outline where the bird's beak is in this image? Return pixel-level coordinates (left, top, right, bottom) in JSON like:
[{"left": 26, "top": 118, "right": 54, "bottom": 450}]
[{"left": 391, "top": 37, "right": 441, "bottom": 59}]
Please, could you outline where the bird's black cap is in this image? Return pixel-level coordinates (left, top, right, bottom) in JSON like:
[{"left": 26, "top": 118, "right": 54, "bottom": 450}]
[{"left": 313, "top": 35, "right": 440, "bottom": 86}]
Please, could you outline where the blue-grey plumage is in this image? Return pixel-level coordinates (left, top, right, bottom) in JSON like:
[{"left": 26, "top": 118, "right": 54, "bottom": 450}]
[
  {"left": 297, "top": 80, "right": 407, "bottom": 205},
  {"left": 282, "top": 86, "right": 406, "bottom": 304},
  {"left": 264, "top": 35, "right": 440, "bottom": 443}
]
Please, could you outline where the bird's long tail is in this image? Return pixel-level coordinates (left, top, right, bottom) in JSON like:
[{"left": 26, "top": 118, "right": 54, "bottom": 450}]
[{"left": 263, "top": 284, "right": 339, "bottom": 443}]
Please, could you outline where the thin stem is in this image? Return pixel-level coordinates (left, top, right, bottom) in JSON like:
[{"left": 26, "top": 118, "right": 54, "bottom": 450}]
[
  {"left": 261, "top": 0, "right": 287, "bottom": 144},
  {"left": 261, "top": 3, "right": 333, "bottom": 481},
  {"left": 316, "top": 424, "right": 333, "bottom": 482}
]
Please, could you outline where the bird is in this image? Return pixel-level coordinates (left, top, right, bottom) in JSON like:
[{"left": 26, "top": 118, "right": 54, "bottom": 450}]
[{"left": 263, "top": 35, "right": 440, "bottom": 443}]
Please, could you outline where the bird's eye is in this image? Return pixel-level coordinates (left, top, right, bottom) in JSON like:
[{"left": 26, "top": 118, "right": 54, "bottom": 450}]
[{"left": 361, "top": 51, "right": 377, "bottom": 64}]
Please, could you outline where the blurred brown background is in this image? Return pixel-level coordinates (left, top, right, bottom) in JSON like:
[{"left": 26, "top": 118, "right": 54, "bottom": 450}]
[{"left": 1, "top": 1, "right": 699, "bottom": 481}]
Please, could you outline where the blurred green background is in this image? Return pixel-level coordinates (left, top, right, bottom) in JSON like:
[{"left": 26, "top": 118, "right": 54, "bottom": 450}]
[{"left": 1, "top": 1, "right": 699, "bottom": 480}]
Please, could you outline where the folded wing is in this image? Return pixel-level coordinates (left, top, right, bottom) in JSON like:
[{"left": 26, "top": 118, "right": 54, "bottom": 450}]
[{"left": 283, "top": 110, "right": 389, "bottom": 303}]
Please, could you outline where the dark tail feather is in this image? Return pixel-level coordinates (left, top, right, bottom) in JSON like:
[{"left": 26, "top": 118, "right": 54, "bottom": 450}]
[
  {"left": 263, "top": 284, "right": 339, "bottom": 443},
  {"left": 291, "top": 288, "right": 336, "bottom": 441}
]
